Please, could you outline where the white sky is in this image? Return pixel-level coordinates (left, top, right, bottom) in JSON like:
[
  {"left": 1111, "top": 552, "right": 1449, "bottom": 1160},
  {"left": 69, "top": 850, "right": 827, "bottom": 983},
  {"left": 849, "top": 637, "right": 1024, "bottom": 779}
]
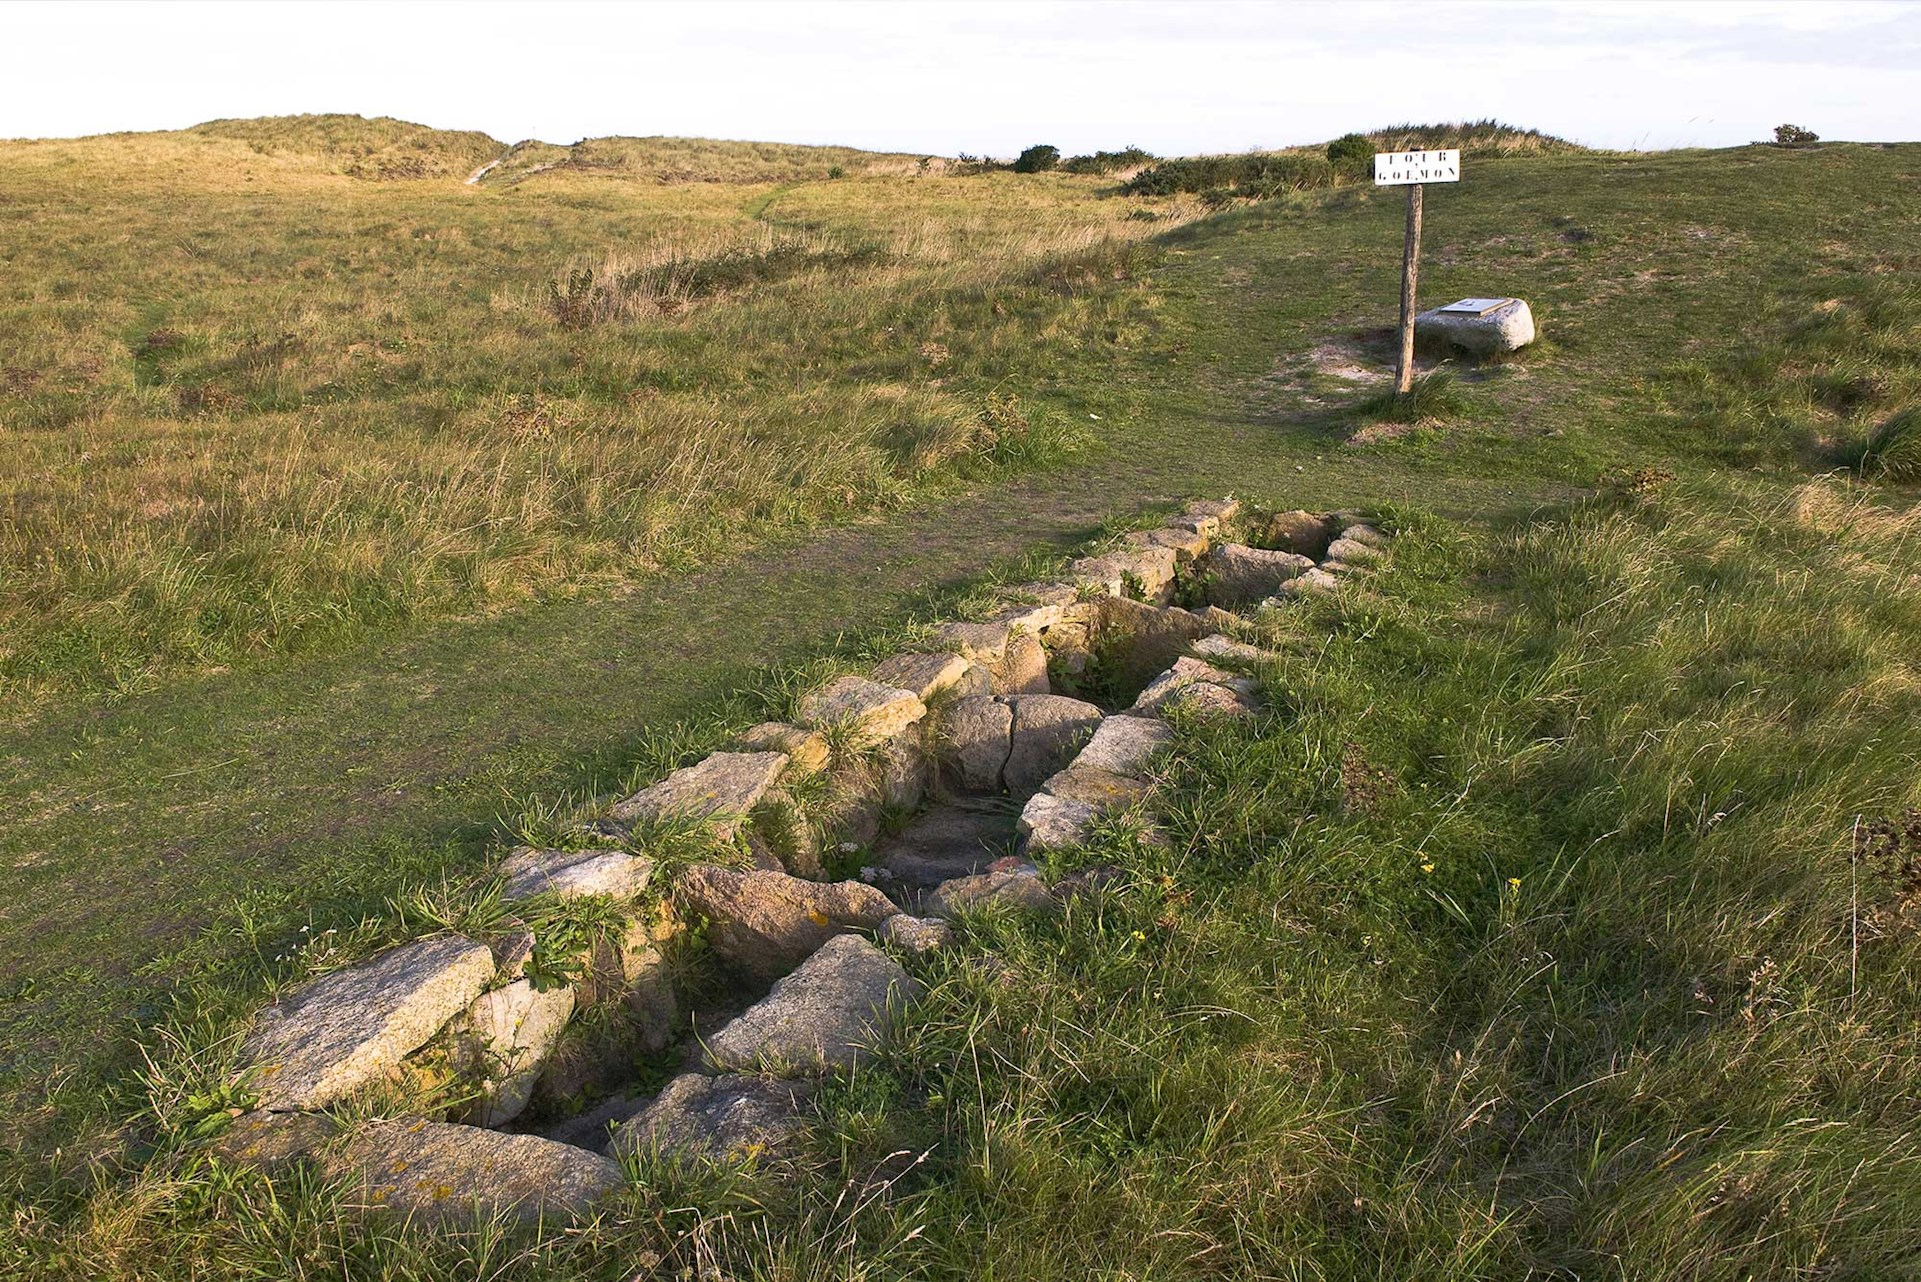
[{"left": 3, "top": 0, "right": 1916, "bottom": 154}]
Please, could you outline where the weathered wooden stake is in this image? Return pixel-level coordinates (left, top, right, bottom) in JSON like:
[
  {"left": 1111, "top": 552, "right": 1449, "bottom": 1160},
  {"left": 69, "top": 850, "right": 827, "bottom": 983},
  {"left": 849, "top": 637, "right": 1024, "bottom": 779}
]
[{"left": 1395, "top": 182, "right": 1424, "bottom": 395}]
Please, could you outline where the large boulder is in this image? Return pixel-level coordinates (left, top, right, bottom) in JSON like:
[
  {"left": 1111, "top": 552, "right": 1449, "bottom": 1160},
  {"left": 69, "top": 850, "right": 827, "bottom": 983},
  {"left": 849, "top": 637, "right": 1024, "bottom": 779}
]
[
  {"left": 796, "top": 676, "right": 927, "bottom": 749},
  {"left": 677, "top": 865, "right": 899, "bottom": 980},
  {"left": 1121, "top": 526, "right": 1210, "bottom": 564},
  {"left": 242, "top": 936, "right": 496, "bottom": 1111},
  {"left": 452, "top": 979, "right": 576, "bottom": 1127},
  {"left": 499, "top": 847, "right": 654, "bottom": 903},
  {"left": 1171, "top": 498, "right": 1242, "bottom": 538},
  {"left": 325, "top": 1119, "right": 622, "bottom": 1225},
  {"left": 609, "top": 1073, "right": 814, "bottom": 1164},
  {"left": 928, "top": 619, "right": 1011, "bottom": 664},
  {"left": 1414, "top": 297, "right": 1535, "bottom": 355},
  {"left": 939, "top": 696, "right": 1014, "bottom": 793},
  {"left": 703, "top": 935, "right": 917, "bottom": 1073},
  {"left": 210, "top": 1109, "right": 338, "bottom": 1171},
  {"left": 607, "top": 751, "right": 789, "bottom": 840},
  {"left": 1040, "top": 766, "right": 1150, "bottom": 810},
  {"left": 1003, "top": 695, "right": 1103, "bottom": 794},
  {"left": 1204, "top": 544, "right": 1313, "bottom": 607},
  {"left": 993, "top": 632, "right": 1051, "bottom": 695}
]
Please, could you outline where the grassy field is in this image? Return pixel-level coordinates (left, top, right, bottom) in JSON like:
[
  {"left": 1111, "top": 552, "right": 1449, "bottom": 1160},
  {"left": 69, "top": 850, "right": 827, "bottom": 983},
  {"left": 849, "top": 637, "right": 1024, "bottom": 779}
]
[{"left": 3, "top": 117, "right": 1919, "bottom": 1277}]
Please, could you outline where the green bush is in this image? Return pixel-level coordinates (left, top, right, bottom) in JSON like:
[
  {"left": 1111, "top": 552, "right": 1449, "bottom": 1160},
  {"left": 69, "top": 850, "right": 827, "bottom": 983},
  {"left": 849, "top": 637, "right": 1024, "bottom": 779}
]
[
  {"left": 1325, "top": 132, "right": 1373, "bottom": 177},
  {"left": 1013, "top": 144, "right": 1061, "bottom": 174},
  {"left": 1122, "top": 151, "right": 1336, "bottom": 200},
  {"left": 1060, "top": 146, "right": 1155, "bottom": 175},
  {"left": 1774, "top": 123, "right": 1820, "bottom": 146}
]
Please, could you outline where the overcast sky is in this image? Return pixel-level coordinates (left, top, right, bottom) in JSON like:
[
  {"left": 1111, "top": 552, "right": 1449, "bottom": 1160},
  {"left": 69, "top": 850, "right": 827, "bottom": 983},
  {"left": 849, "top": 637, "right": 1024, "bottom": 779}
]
[{"left": 4, "top": 1, "right": 1916, "bottom": 154}]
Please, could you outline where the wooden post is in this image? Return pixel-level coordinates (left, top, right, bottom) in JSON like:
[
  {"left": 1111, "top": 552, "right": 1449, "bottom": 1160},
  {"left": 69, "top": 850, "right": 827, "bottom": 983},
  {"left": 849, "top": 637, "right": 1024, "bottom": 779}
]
[{"left": 1396, "top": 182, "right": 1424, "bottom": 394}]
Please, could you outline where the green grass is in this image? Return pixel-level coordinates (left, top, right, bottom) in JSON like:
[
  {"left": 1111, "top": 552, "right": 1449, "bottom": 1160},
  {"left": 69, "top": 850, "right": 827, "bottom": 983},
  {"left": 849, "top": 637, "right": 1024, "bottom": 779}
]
[{"left": 3, "top": 123, "right": 1921, "bottom": 1277}]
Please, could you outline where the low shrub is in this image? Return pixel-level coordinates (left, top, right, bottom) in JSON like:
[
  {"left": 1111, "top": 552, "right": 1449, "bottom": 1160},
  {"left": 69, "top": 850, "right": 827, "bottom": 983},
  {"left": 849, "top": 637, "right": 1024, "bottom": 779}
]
[
  {"left": 1122, "top": 151, "right": 1336, "bottom": 200},
  {"left": 1774, "top": 123, "right": 1821, "bottom": 146},
  {"left": 1012, "top": 144, "right": 1061, "bottom": 174},
  {"left": 1060, "top": 146, "right": 1155, "bottom": 175}
]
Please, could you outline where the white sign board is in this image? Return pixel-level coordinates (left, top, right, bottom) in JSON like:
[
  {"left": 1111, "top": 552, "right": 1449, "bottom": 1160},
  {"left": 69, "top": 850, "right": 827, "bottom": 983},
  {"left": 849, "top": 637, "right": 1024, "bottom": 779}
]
[
  {"left": 1373, "top": 150, "right": 1460, "bottom": 185},
  {"left": 1438, "top": 297, "right": 1512, "bottom": 315}
]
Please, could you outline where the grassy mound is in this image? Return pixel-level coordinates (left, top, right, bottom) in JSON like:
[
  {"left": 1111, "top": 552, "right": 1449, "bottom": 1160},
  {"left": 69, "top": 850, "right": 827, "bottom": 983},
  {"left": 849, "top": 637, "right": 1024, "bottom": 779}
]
[{"left": 188, "top": 113, "right": 504, "bottom": 179}]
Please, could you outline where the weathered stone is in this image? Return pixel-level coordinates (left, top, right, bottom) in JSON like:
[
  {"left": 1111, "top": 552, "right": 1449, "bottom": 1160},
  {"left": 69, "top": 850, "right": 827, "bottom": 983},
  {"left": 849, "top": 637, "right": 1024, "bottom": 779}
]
[
  {"left": 1069, "top": 552, "right": 1131, "bottom": 597},
  {"left": 1132, "top": 657, "right": 1259, "bottom": 716},
  {"left": 453, "top": 979, "right": 575, "bottom": 1127},
  {"left": 1018, "top": 793, "right": 1103, "bottom": 852},
  {"left": 871, "top": 652, "right": 983, "bottom": 703},
  {"left": 677, "top": 865, "right": 899, "bottom": 980},
  {"left": 877, "top": 914, "right": 955, "bottom": 953},
  {"left": 1073, "top": 714, "right": 1175, "bottom": 776},
  {"left": 928, "top": 619, "right": 1011, "bottom": 663},
  {"left": 796, "top": 677, "right": 927, "bottom": 749},
  {"left": 491, "top": 930, "right": 536, "bottom": 983},
  {"left": 1339, "top": 522, "right": 1390, "bottom": 549},
  {"left": 1095, "top": 597, "right": 1212, "bottom": 684},
  {"left": 928, "top": 861, "right": 1056, "bottom": 914},
  {"left": 607, "top": 752, "right": 789, "bottom": 839},
  {"left": 939, "top": 696, "right": 1013, "bottom": 793},
  {"left": 610, "top": 1073, "right": 815, "bottom": 1165},
  {"left": 1041, "top": 766, "right": 1151, "bottom": 809},
  {"left": 735, "top": 722, "right": 830, "bottom": 777},
  {"left": 1325, "top": 535, "right": 1386, "bottom": 565},
  {"left": 1122, "top": 526, "right": 1211, "bottom": 563},
  {"left": 703, "top": 935, "right": 916, "bottom": 1073},
  {"left": 1414, "top": 297, "right": 1535, "bottom": 355},
  {"left": 1276, "top": 566, "right": 1341, "bottom": 598},
  {"left": 876, "top": 728, "right": 930, "bottom": 811},
  {"left": 871, "top": 801, "right": 1018, "bottom": 890},
  {"left": 1196, "top": 605, "right": 1241, "bottom": 630},
  {"left": 1190, "top": 634, "right": 1273, "bottom": 665},
  {"left": 1172, "top": 498, "right": 1243, "bottom": 538},
  {"left": 992, "top": 600, "right": 1065, "bottom": 633},
  {"left": 325, "top": 1119, "right": 621, "bottom": 1225},
  {"left": 1205, "top": 543, "right": 1314, "bottom": 607},
  {"left": 1004, "top": 695, "right": 1104, "bottom": 794},
  {"left": 993, "top": 632, "right": 1050, "bottom": 695},
  {"left": 1165, "top": 680, "right": 1260, "bottom": 718},
  {"left": 243, "top": 936, "right": 495, "bottom": 1111},
  {"left": 210, "top": 1109, "right": 338, "bottom": 1171},
  {"left": 499, "top": 847, "right": 655, "bottom": 903},
  {"left": 1072, "top": 548, "right": 1177, "bottom": 603},
  {"left": 1258, "top": 509, "right": 1336, "bottom": 557}
]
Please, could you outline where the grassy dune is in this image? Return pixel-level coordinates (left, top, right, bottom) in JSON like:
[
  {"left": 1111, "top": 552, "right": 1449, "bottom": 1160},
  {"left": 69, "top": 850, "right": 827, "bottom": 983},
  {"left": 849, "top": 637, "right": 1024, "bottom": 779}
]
[
  {"left": 0, "top": 117, "right": 1194, "bottom": 708},
  {"left": 3, "top": 117, "right": 1920, "bottom": 1278}
]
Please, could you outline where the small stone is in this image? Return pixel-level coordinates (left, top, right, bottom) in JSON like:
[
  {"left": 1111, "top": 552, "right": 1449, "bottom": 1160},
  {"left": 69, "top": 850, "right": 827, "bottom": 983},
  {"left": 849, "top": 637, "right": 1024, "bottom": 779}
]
[
  {"left": 871, "top": 652, "right": 983, "bottom": 702},
  {"left": 1325, "top": 536, "right": 1386, "bottom": 565},
  {"left": 325, "top": 1119, "right": 622, "bottom": 1225},
  {"left": 1277, "top": 566, "right": 1341, "bottom": 598},
  {"left": 1068, "top": 552, "right": 1131, "bottom": 597},
  {"left": 607, "top": 751, "right": 790, "bottom": 839},
  {"left": 1132, "top": 657, "right": 1259, "bottom": 716},
  {"left": 1205, "top": 543, "right": 1314, "bottom": 607},
  {"left": 1196, "top": 605, "right": 1241, "bottom": 630},
  {"left": 1018, "top": 793, "right": 1102, "bottom": 852},
  {"left": 928, "top": 620, "right": 1011, "bottom": 663},
  {"left": 1190, "top": 634, "right": 1273, "bottom": 665},
  {"left": 735, "top": 723, "right": 830, "bottom": 777},
  {"left": 992, "top": 600, "right": 1065, "bottom": 633},
  {"left": 452, "top": 979, "right": 576, "bottom": 1127},
  {"left": 1165, "top": 681, "right": 1259, "bottom": 718},
  {"left": 928, "top": 862, "right": 1056, "bottom": 914},
  {"left": 1004, "top": 695, "right": 1104, "bottom": 794},
  {"left": 1414, "top": 297, "right": 1535, "bottom": 355},
  {"left": 1122, "top": 527, "right": 1210, "bottom": 563},
  {"left": 877, "top": 914, "right": 955, "bottom": 953},
  {"left": 242, "top": 935, "right": 496, "bottom": 1111},
  {"left": 994, "top": 632, "right": 1050, "bottom": 695},
  {"left": 609, "top": 1073, "right": 815, "bottom": 1164},
  {"left": 677, "top": 865, "right": 900, "bottom": 981},
  {"left": 499, "top": 847, "right": 655, "bottom": 903},
  {"left": 1041, "top": 766, "right": 1151, "bottom": 809},
  {"left": 1072, "top": 714, "right": 1175, "bottom": 775},
  {"left": 796, "top": 677, "right": 927, "bottom": 749},
  {"left": 1172, "top": 498, "right": 1243, "bottom": 537},
  {"left": 1258, "top": 509, "right": 1336, "bottom": 556},
  {"left": 703, "top": 935, "right": 917, "bottom": 1073},
  {"left": 1339, "top": 522, "right": 1390, "bottom": 549},
  {"left": 939, "top": 696, "right": 1014, "bottom": 793}
]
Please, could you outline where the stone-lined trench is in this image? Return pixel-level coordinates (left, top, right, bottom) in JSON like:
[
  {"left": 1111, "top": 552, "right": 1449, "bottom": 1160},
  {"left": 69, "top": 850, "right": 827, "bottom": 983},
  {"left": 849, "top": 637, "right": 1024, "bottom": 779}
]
[{"left": 212, "top": 498, "right": 1394, "bottom": 1224}]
